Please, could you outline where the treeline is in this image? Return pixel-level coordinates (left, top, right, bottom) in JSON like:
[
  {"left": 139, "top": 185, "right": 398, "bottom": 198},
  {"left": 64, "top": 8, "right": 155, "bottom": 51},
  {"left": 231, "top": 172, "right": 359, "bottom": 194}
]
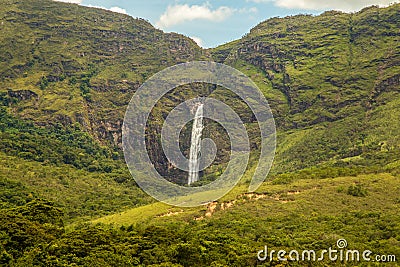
[
  {"left": 0, "top": 103, "right": 121, "bottom": 173},
  {"left": 0, "top": 200, "right": 255, "bottom": 267},
  {"left": 1, "top": 195, "right": 399, "bottom": 266}
]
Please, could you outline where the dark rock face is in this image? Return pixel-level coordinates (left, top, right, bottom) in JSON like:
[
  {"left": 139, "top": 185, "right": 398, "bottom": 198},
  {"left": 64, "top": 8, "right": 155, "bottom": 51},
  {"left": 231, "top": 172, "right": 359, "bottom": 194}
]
[{"left": 7, "top": 90, "right": 39, "bottom": 102}]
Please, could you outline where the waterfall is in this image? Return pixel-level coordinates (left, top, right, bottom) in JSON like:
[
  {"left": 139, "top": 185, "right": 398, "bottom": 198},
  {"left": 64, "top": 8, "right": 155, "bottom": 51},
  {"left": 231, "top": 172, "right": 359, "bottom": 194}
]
[{"left": 188, "top": 104, "right": 204, "bottom": 185}]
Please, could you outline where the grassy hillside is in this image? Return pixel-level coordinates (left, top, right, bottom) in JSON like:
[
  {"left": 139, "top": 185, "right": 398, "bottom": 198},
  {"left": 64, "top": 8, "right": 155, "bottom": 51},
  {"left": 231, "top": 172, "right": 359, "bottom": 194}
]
[
  {"left": 212, "top": 4, "right": 400, "bottom": 173},
  {"left": 1, "top": 1, "right": 399, "bottom": 185},
  {"left": 1, "top": 172, "right": 398, "bottom": 266},
  {"left": 0, "top": 151, "right": 154, "bottom": 223},
  {"left": 0, "top": 1, "right": 399, "bottom": 266},
  {"left": 0, "top": 0, "right": 204, "bottom": 219},
  {"left": 0, "top": 0, "right": 205, "bottom": 145}
]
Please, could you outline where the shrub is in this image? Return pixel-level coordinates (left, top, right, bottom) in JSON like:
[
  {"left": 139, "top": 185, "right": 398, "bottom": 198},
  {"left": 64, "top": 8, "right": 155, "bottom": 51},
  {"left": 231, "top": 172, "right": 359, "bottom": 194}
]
[{"left": 347, "top": 184, "right": 368, "bottom": 197}]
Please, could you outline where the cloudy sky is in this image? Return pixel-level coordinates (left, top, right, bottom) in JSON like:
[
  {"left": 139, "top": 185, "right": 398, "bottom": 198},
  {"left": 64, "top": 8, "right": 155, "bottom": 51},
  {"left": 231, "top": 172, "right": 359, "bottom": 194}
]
[{"left": 56, "top": 0, "right": 398, "bottom": 48}]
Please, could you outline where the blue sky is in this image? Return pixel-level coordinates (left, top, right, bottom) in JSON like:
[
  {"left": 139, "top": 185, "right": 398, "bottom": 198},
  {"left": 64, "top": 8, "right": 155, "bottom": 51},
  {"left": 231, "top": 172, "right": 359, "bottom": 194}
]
[{"left": 57, "top": 0, "right": 398, "bottom": 48}]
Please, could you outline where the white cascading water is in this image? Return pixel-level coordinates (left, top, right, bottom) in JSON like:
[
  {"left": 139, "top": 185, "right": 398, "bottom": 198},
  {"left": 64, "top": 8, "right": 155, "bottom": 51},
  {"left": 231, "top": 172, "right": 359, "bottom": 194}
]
[{"left": 188, "top": 104, "right": 204, "bottom": 185}]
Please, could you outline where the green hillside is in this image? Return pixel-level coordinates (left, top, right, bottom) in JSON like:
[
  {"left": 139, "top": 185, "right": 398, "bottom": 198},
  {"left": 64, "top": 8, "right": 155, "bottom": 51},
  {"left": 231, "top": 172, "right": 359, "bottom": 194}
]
[
  {"left": 0, "top": 0, "right": 399, "bottom": 266},
  {"left": 212, "top": 4, "right": 400, "bottom": 173},
  {"left": 2, "top": 171, "right": 398, "bottom": 266},
  {"left": 0, "top": 0, "right": 204, "bottom": 144},
  {"left": 89, "top": 172, "right": 399, "bottom": 266},
  {"left": 0, "top": 0, "right": 204, "bottom": 219}
]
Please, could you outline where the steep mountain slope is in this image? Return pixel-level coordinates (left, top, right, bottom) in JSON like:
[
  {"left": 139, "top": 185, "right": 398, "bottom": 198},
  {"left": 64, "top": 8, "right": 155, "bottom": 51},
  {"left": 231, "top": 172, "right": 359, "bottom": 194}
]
[
  {"left": 0, "top": 0, "right": 204, "bottom": 219},
  {"left": 0, "top": 1, "right": 399, "bottom": 216},
  {"left": 1, "top": 1, "right": 399, "bottom": 178},
  {"left": 212, "top": 4, "right": 400, "bottom": 172},
  {"left": 0, "top": 0, "right": 205, "bottom": 146},
  {"left": 0, "top": 1, "right": 399, "bottom": 266}
]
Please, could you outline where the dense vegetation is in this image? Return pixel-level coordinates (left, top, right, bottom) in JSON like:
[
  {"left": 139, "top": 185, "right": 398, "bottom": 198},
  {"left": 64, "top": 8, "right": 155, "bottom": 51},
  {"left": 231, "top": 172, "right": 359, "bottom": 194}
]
[
  {"left": 0, "top": 0, "right": 399, "bottom": 266},
  {"left": 1, "top": 173, "right": 399, "bottom": 266},
  {"left": 212, "top": 4, "right": 400, "bottom": 173},
  {"left": 0, "top": 95, "right": 153, "bottom": 222},
  {"left": 0, "top": 0, "right": 204, "bottom": 146}
]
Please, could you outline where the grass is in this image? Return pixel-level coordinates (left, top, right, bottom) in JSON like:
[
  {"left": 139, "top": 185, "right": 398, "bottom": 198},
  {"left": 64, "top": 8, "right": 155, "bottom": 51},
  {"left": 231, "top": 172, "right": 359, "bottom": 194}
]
[
  {"left": 87, "top": 172, "right": 399, "bottom": 266},
  {"left": 92, "top": 172, "right": 400, "bottom": 226},
  {"left": 0, "top": 152, "right": 153, "bottom": 223}
]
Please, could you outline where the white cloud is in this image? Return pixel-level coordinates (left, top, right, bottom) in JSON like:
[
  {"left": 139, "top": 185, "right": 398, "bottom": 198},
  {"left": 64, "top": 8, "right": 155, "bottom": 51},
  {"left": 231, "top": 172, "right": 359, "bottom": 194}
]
[
  {"left": 54, "top": 1, "right": 127, "bottom": 15},
  {"left": 191, "top": 36, "right": 204, "bottom": 47},
  {"left": 54, "top": 0, "right": 82, "bottom": 3},
  {"left": 109, "top": 6, "right": 128, "bottom": 15},
  {"left": 156, "top": 4, "right": 234, "bottom": 29},
  {"left": 85, "top": 4, "right": 128, "bottom": 14},
  {"left": 238, "top": 7, "right": 259, "bottom": 13},
  {"left": 248, "top": 0, "right": 398, "bottom": 12}
]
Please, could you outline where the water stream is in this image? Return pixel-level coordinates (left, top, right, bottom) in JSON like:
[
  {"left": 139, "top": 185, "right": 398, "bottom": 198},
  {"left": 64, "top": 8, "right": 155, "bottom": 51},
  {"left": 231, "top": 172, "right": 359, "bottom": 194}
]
[{"left": 188, "top": 104, "right": 204, "bottom": 185}]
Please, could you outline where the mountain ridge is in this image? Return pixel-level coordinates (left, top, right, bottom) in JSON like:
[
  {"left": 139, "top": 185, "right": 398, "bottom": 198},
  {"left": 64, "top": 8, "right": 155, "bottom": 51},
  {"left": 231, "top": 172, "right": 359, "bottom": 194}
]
[{"left": 0, "top": 1, "right": 399, "bottom": 266}]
